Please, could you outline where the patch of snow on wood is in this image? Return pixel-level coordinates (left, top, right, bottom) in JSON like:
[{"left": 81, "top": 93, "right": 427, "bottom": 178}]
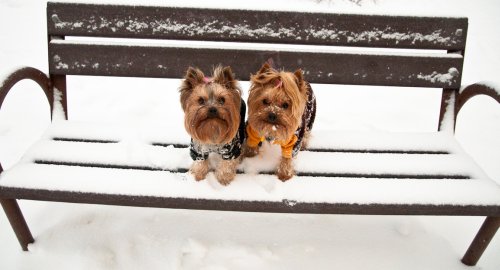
[
  {"left": 347, "top": 28, "right": 456, "bottom": 45},
  {"left": 53, "top": 55, "right": 69, "bottom": 70},
  {"left": 52, "top": 87, "right": 66, "bottom": 121},
  {"left": 416, "top": 67, "right": 459, "bottom": 86},
  {"left": 0, "top": 66, "right": 26, "bottom": 90},
  {"left": 439, "top": 91, "right": 456, "bottom": 134},
  {"left": 464, "top": 81, "right": 500, "bottom": 97}
]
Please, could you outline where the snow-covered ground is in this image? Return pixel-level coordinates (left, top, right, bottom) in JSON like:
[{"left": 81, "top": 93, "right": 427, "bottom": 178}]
[{"left": 1, "top": 0, "right": 499, "bottom": 269}]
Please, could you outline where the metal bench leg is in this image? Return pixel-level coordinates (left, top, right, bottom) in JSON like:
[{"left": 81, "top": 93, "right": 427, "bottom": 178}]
[
  {"left": 461, "top": 216, "right": 500, "bottom": 266},
  {"left": 0, "top": 199, "right": 34, "bottom": 251}
]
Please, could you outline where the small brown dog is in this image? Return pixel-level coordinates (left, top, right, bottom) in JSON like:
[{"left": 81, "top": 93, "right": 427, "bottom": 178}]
[
  {"left": 180, "top": 66, "right": 246, "bottom": 185},
  {"left": 245, "top": 63, "right": 316, "bottom": 181}
]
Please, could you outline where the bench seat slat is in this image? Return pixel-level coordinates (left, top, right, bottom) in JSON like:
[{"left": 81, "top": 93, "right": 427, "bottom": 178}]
[
  {"left": 28, "top": 161, "right": 471, "bottom": 180},
  {"left": 48, "top": 138, "right": 454, "bottom": 155},
  {"left": 2, "top": 121, "right": 499, "bottom": 215},
  {"left": 42, "top": 122, "right": 465, "bottom": 155},
  {"left": 48, "top": 41, "right": 464, "bottom": 87},
  {"left": 0, "top": 186, "right": 497, "bottom": 216},
  {"left": 16, "top": 121, "right": 484, "bottom": 179},
  {"left": 47, "top": 3, "right": 467, "bottom": 50},
  {"left": 1, "top": 163, "right": 499, "bottom": 216},
  {"left": 25, "top": 140, "right": 479, "bottom": 179}
]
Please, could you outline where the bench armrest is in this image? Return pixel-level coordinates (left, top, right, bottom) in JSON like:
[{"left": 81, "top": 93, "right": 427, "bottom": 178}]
[
  {"left": 457, "top": 82, "right": 500, "bottom": 116},
  {"left": 0, "top": 67, "right": 52, "bottom": 111},
  {"left": 0, "top": 67, "right": 52, "bottom": 174}
]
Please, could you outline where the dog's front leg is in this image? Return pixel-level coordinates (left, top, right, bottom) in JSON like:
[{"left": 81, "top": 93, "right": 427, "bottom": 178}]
[
  {"left": 215, "top": 159, "right": 239, "bottom": 185},
  {"left": 190, "top": 159, "right": 209, "bottom": 181},
  {"left": 277, "top": 157, "right": 294, "bottom": 181}
]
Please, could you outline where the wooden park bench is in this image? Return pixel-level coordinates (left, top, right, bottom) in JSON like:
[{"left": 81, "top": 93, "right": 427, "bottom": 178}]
[{"left": 1, "top": 1, "right": 499, "bottom": 266}]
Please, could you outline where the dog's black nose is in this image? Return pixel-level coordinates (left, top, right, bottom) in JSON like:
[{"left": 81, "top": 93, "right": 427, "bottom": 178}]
[
  {"left": 267, "top": 112, "right": 277, "bottom": 123},
  {"left": 208, "top": 107, "right": 218, "bottom": 117}
]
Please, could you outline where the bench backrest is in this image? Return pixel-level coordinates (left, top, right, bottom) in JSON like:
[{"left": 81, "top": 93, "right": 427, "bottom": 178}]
[{"left": 46, "top": 2, "right": 468, "bottom": 130}]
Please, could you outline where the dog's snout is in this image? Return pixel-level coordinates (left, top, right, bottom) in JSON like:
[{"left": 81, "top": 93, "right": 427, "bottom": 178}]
[
  {"left": 267, "top": 112, "right": 277, "bottom": 123},
  {"left": 208, "top": 107, "right": 218, "bottom": 117}
]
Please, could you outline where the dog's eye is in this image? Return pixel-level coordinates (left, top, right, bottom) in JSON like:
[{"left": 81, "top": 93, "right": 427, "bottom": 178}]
[
  {"left": 218, "top": 97, "right": 225, "bottom": 105},
  {"left": 262, "top": 98, "right": 270, "bottom": 105},
  {"left": 198, "top": 97, "right": 205, "bottom": 105},
  {"left": 282, "top": 102, "right": 289, "bottom": 109}
]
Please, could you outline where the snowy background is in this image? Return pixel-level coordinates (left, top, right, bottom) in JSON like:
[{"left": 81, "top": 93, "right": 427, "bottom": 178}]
[{"left": 1, "top": 0, "right": 499, "bottom": 269}]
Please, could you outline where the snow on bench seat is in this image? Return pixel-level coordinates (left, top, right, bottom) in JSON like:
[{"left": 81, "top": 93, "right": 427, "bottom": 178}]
[{"left": 0, "top": 121, "right": 499, "bottom": 215}]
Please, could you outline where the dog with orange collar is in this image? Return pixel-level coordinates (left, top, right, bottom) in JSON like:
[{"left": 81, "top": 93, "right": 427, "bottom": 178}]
[{"left": 244, "top": 63, "right": 316, "bottom": 181}]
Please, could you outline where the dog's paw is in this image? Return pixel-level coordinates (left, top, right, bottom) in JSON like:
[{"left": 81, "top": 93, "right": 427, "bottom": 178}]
[
  {"left": 215, "top": 169, "right": 235, "bottom": 186},
  {"left": 190, "top": 160, "right": 209, "bottom": 181},
  {"left": 277, "top": 157, "right": 294, "bottom": 181},
  {"left": 277, "top": 170, "right": 294, "bottom": 181},
  {"left": 215, "top": 159, "right": 238, "bottom": 185},
  {"left": 216, "top": 173, "right": 234, "bottom": 186}
]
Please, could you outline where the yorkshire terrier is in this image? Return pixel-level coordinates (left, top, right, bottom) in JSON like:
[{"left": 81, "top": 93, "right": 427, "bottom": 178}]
[
  {"left": 179, "top": 66, "right": 246, "bottom": 185},
  {"left": 244, "top": 63, "right": 316, "bottom": 181}
]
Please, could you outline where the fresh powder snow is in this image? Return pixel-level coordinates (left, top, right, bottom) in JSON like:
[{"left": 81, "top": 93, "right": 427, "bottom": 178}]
[{"left": 0, "top": 0, "right": 499, "bottom": 270}]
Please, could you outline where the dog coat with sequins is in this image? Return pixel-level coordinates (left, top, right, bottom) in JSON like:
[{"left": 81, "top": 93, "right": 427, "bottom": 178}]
[{"left": 189, "top": 100, "right": 246, "bottom": 161}]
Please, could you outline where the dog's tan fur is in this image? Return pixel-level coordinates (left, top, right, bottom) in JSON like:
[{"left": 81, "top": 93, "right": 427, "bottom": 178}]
[
  {"left": 247, "top": 64, "right": 308, "bottom": 143},
  {"left": 180, "top": 66, "right": 241, "bottom": 145},
  {"left": 180, "top": 66, "right": 242, "bottom": 185},
  {"left": 276, "top": 157, "right": 294, "bottom": 181},
  {"left": 245, "top": 63, "right": 310, "bottom": 181},
  {"left": 215, "top": 159, "right": 240, "bottom": 185},
  {"left": 191, "top": 159, "right": 209, "bottom": 181}
]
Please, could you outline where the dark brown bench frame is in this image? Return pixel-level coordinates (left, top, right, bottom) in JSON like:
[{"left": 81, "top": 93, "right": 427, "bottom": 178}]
[{"left": 1, "top": 2, "right": 499, "bottom": 266}]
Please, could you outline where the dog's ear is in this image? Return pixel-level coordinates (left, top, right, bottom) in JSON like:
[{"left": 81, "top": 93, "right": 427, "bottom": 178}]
[
  {"left": 293, "top": 69, "right": 307, "bottom": 93},
  {"left": 214, "top": 66, "right": 238, "bottom": 90},
  {"left": 179, "top": 67, "right": 204, "bottom": 111},
  {"left": 251, "top": 63, "right": 271, "bottom": 83},
  {"left": 182, "top": 67, "right": 204, "bottom": 89},
  {"left": 257, "top": 62, "right": 271, "bottom": 75}
]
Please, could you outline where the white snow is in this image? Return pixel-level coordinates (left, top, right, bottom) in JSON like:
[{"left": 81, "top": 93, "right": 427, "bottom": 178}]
[
  {"left": 1, "top": 0, "right": 500, "bottom": 270},
  {"left": 439, "top": 91, "right": 456, "bottom": 134},
  {"left": 52, "top": 12, "right": 461, "bottom": 46},
  {"left": 476, "top": 81, "right": 500, "bottom": 92},
  {"left": 1, "top": 122, "right": 495, "bottom": 205},
  {"left": 0, "top": 66, "right": 29, "bottom": 90},
  {"left": 51, "top": 88, "right": 66, "bottom": 121},
  {"left": 2, "top": 163, "right": 500, "bottom": 206},
  {"left": 347, "top": 29, "right": 456, "bottom": 45},
  {"left": 46, "top": 0, "right": 470, "bottom": 17},
  {"left": 461, "top": 81, "right": 500, "bottom": 97},
  {"left": 417, "top": 67, "right": 460, "bottom": 86}
]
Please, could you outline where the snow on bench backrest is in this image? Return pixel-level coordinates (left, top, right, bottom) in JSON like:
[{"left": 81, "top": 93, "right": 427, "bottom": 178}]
[{"left": 46, "top": 2, "right": 466, "bottom": 88}]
